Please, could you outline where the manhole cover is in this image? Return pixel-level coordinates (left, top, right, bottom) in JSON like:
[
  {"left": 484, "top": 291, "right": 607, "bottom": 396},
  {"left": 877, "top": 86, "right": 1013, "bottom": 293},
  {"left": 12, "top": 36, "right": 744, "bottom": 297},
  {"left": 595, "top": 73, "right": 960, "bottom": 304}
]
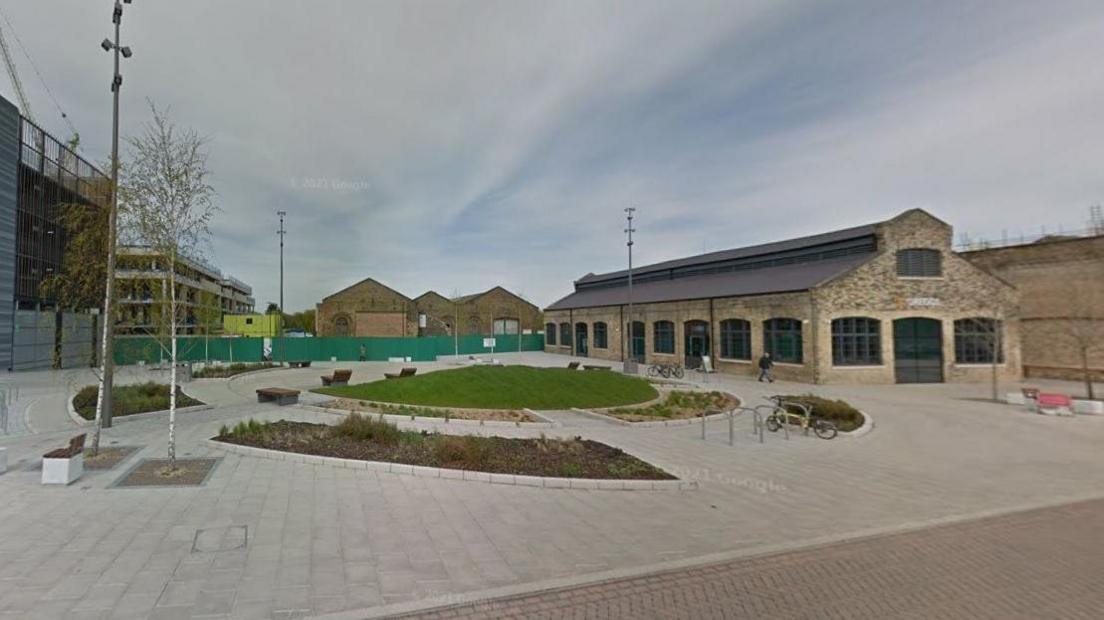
[{"left": 192, "top": 525, "right": 248, "bottom": 552}]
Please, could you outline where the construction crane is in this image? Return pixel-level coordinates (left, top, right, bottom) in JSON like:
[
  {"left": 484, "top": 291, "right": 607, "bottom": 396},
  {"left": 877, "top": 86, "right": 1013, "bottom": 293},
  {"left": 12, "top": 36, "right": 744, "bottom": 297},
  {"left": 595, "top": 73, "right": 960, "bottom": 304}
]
[{"left": 0, "top": 22, "right": 32, "bottom": 121}]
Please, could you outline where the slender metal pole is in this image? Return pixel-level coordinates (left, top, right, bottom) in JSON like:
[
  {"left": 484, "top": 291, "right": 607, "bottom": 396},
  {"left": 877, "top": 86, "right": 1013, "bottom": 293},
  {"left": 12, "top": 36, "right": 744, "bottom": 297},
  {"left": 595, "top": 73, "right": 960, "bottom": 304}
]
[
  {"left": 98, "top": 1, "right": 126, "bottom": 430},
  {"left": 277, "top": 211, "right": 286, "bottom": 364},
  {"left": 624, "top": 207, "right": 635, "bottom": 373}
]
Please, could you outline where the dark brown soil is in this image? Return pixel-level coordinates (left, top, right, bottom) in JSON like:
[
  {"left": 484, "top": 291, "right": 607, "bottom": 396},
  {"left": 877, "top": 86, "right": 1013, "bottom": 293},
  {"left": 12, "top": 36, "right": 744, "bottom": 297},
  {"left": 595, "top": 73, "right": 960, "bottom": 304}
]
[
  {"left": 83, "top": 446, "right": 140, "bottom": 471},
  {"left": 115, "top": 458, "right": 219, "bottom": 487},
  {"left": 214, "top": 421, "right": 675, "bottom": 480}
]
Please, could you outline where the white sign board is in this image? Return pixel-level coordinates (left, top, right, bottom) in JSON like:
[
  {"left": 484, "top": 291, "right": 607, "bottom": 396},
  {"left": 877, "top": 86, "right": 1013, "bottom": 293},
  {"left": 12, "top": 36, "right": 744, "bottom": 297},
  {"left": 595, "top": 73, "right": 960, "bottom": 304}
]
[
  {"left": 907, "top": 297, "right": 941, "bottom": 307},
  {"left": 483, "top": 338, "right": 496, "bottom": 348}
]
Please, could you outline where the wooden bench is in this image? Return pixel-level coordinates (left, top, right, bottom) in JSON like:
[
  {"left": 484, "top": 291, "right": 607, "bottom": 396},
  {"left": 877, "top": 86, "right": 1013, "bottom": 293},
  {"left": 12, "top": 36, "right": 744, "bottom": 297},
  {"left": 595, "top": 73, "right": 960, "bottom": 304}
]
[
  {"left": 321, "top": 369, "right": 352, "bottom": 387},
  {"left": 287, "top": 360, "right": 312, "bottom": 368},
  {"left": 583, "top": 364, "right": 611, "bottom": 371},
  {"left": 42, "top": 434, "right": 86, "bottom": 485},
  {"left": 1036, "top": 392, "right": 1074, "bottom": 416},
  {"left": 384, "top": 367, "right": 417, "bottom": 380},
  {"left": 566, "top": 361, "right": 580, "bottom": 370},
  {"left": 256, "top": 387, "right": 300, "bottom": 405}
]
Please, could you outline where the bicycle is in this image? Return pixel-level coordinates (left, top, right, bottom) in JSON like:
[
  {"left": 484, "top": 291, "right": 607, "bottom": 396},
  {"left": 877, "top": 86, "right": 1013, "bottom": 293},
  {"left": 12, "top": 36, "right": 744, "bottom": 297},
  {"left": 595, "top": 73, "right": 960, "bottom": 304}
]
[
  {"left": 646, "top": 363, "right": 684, "bottom": 379},
  {"left": 762, "top": 396, "right": 837, "bottom": 440}
]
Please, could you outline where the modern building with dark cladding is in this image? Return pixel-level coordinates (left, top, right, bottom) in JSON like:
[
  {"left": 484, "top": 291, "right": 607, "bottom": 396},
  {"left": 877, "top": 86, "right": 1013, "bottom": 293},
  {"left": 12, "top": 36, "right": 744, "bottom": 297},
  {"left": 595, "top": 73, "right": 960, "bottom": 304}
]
[
  {"left": 0, "top": 94, "right": 110, "bottom": 370},
  {"left": 544, "top": 209, "right": 1023, "bottom": 385}
]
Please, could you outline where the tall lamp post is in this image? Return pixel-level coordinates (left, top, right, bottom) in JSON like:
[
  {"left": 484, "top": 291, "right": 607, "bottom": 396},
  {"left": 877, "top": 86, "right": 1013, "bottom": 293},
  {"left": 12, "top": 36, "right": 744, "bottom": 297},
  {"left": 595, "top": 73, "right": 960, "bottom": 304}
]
[
  {"left": 96, "top": 0, "right": 134, "bottom": 431},
  {"left": 623, "top": 207, "right": 636, "bottom": 374},
  {"left": 277, "top": 211, "right": 286, "bottom": 364}
]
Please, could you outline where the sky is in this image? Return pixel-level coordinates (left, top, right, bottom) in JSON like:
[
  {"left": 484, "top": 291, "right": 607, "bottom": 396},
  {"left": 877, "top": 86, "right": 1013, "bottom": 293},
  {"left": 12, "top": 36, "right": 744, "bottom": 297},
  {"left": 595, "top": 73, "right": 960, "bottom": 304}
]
[{"left": 4, "top": 1, "right": 1104, "bottom": 311}]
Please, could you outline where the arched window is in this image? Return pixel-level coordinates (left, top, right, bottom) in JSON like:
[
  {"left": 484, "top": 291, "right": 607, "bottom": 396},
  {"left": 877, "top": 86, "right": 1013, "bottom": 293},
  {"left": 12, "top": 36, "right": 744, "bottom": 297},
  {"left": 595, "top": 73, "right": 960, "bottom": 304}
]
[
  {"left": 653, "top": 321, "right": 675, "bottom": 354},
  {"left": 954, "top": 318, "right": 1004, "bottom": 363},
  {"left": 333, "top": 315, "right": 351, "bottom": 337},
  {"left": 559, "top": 322, "right": 571, "bottom": 346},
  {"left": 896, "top": 248, "right": 942, "bottom": 277},
  {"left": 831, "top": 317, "right": 882, "bottom": 365},
  {"left": 719, "top": 319, "right": 751, "bottom": 360},
  {"left": 545, "top": 322, "right": 557, "bottom": 346},
  {"left": 593, "top": 322, "right": 608, "bottom": 349},
  {"left": 763, "top": 318, "right": 803, "bottom": 363},
  {"left": 493, "top": 318, "right": 519, "bottom": 335}
]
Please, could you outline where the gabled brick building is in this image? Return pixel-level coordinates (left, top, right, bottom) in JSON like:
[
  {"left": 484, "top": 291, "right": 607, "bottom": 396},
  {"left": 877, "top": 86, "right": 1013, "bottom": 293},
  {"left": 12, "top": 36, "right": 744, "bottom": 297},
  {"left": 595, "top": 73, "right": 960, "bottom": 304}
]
[
  {"left": 315, "top": 279, "right": 541, "bottom": 338},
  {"left": 544, "top": 209, "right": 1022, "bottom": 384}
]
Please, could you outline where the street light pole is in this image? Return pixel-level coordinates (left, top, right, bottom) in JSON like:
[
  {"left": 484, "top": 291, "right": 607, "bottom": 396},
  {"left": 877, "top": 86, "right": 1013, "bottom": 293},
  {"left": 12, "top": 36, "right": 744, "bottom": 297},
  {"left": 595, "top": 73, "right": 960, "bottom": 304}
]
[
  {"left": 277, "top": 211, "right": 286, "bottom": 364},
  {"left": 95, "top": 0, "right": 134, "bottom": 436},
  {"left": 623, "top": 207, "right": 636, "bottom": 374}
]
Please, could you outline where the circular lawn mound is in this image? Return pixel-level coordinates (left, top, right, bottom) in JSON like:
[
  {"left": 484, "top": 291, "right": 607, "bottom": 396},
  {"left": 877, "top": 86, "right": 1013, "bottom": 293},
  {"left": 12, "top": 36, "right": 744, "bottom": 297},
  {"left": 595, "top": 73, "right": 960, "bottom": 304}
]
[{"left": 315, "top": 365, "right": 658, "bottom": 410}]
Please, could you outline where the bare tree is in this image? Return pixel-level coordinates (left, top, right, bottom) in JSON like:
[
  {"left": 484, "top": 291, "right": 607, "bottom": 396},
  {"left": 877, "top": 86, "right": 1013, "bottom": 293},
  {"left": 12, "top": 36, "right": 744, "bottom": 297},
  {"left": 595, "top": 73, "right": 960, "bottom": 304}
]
[{"left": 120, "top": 102, "right": 218, "bottom": 470}]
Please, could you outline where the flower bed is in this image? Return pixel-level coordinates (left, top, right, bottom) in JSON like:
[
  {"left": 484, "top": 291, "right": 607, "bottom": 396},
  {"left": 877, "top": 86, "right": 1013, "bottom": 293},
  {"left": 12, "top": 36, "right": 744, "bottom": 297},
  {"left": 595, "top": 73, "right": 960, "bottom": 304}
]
[
  {"left": 72, "top": 382, "right": 203, "bottom": 420},
  {"left": 320, "top": 398, "right": 536, "bottom": 422},
  {"left": 214, "top": 415, "right": 674, "bottom": 480},
  {"left": 192, "top": 362, "right": 276, "bottom": 378},
  {"left": 776, "top": 394, "right": 865, "bottom": 432},
  {"left": 603, "top": 390, "right": 738, "bottom": 422}
]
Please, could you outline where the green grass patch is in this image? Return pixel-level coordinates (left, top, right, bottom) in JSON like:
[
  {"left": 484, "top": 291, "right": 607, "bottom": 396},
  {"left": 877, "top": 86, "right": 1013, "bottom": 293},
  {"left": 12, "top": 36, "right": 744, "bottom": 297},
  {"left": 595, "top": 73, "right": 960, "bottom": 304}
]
[
  {"left": 73, "top": 382, "right": 203, "bottom": 420},
  {"left": 315, "top": 365, "right": 658, "bottom": 410},
  {"left": 778, "top": 394, "right": 865, "bottom": 432}
]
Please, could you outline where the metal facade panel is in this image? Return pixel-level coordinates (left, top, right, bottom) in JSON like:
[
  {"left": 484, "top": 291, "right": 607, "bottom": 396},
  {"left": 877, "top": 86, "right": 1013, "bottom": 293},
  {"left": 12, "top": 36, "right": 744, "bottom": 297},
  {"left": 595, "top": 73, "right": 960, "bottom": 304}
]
[
  {"left": 0, "top": 97, "right": 18, "bottom": 370},
  {"left": 60, "top": 312, "right": 94, "bottom": 368},
  {"left": 12, "top": 310, "right": 53, "bottom": 370}
]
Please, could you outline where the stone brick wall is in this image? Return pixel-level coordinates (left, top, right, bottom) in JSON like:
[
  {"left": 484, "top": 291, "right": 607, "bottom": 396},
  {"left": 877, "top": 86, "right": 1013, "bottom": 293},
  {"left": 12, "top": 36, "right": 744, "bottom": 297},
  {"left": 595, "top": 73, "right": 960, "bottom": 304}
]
[
  {"left": 413, "top": 292, "right": 455, "bottom": 336},
  {"left": 316, "top": 279, "right": 414, "bottom": 337},
  {"left": 456, "top": 287, "right": 542, "bottom": 335},
  {"left": 962, "top": 235, "right": 1104, "bottom": 380},
  {"left": 545, "top": 209, "right": 1023, "bottom": 385},
  {"left": 815, "top": 210, "right": 1021, "bottom": 384}
]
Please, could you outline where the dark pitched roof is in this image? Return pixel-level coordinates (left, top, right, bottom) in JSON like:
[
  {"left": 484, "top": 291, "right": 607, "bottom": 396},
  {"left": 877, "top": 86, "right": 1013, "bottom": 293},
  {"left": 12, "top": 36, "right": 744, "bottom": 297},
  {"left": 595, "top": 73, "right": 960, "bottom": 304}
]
[
  {"left": 546, "top": 253, "right": 873, "bottom": 310},
  {"left": 577, "top": 222, "right": 878, "bottom": 286},
  {"left": 322, "top": 277, "right": 412, "bottom": 302}
]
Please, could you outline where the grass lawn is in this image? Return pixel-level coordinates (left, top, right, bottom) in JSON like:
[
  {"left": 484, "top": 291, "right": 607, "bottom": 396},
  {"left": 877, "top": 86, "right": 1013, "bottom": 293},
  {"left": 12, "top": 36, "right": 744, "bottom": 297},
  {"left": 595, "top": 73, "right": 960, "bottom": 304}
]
[
  {"left": 315, "top": 365, "right": 658, "bottom": 409},
  {"left": 73, "top": 382, "right": 203, "bottom": 420}
]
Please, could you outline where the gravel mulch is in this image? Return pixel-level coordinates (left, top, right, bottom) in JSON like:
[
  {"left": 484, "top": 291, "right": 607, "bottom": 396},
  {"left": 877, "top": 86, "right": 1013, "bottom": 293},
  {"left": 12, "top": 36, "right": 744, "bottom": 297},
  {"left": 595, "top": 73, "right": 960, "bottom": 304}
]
[
  {"left": 83, "top": 446, "right": 141, "bottom": 471},
  {"left": 114, "top": 458, "right": 220, "bottom": 487},
  {"left": 323, "top": 398, "right": 536, "bottom": 422}
]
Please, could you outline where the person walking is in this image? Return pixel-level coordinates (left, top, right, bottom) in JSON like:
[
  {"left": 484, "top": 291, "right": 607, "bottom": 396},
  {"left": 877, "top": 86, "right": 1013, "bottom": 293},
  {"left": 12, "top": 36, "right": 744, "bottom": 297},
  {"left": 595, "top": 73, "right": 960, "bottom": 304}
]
[
  {"left": 358, "top": 344, "right": 367, "bottom": 362},
  {"left": 757, "top": 352, "right": 775, "bottom": 383}
]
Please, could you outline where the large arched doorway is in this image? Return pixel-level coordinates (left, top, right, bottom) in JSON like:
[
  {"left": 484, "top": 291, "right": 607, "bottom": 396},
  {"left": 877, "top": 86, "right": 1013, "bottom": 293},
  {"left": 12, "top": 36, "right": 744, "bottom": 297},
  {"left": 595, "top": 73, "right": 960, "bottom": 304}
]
[
  {"left": 684, "top": 320, "right": 710, "bottom": 369},
  {"left": 893, "top": 318, "right": 943, "bottom": 383}
]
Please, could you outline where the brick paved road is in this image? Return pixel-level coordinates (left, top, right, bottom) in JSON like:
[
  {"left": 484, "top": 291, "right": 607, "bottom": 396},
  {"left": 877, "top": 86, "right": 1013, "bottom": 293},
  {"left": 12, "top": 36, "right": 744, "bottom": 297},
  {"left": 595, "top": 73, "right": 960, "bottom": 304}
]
[{"left": 399, "top": 498, "right": 1104, "bottom": 619}]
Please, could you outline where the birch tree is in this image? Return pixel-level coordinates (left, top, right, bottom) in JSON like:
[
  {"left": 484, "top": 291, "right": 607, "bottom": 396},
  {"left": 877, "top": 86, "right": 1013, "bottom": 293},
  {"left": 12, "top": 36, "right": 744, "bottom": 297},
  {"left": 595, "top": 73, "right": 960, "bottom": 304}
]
[{"left": 121, "top": 102, "right": 218, "bottom": 470}]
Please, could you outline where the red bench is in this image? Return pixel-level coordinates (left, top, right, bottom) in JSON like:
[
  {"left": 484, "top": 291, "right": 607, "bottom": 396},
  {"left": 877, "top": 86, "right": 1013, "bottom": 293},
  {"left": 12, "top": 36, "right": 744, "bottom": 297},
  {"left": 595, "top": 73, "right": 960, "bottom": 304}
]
[{"left": 1036, "top": 393, "right": 1073, "bottom": 416}]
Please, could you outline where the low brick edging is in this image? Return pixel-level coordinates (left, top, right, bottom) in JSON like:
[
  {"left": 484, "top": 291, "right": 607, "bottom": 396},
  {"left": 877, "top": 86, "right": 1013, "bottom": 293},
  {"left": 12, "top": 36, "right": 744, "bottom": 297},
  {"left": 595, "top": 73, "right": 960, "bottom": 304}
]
[
  {"left": 66, "top": 394, "right": 213, "bottom": 427},
  {"left": 296, "top": 404, "right": 558, "bottom": 429},
  {"left": 205, "top": 439, "right": 697, "bottom": 491}
]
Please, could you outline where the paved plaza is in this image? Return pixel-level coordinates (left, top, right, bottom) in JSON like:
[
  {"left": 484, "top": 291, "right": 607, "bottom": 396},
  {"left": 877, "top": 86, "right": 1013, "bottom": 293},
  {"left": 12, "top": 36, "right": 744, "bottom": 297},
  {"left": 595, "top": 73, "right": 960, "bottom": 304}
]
[{"left": 1, "top": 353, "right": 1103, "bottom": 619}]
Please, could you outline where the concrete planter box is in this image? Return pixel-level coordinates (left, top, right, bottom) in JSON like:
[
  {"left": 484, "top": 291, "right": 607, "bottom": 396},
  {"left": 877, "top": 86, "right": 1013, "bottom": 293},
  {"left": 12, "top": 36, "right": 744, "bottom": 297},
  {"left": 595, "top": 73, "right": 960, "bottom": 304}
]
[
  {"left": 1005, "top": 392, "right": 1026, "bottom": 406},
  {"left": 42, "top": 453, "right": 83, "bottom": 485},
  {"left": 1073, "top": 399, "right": 1104, "bottom": 415}
]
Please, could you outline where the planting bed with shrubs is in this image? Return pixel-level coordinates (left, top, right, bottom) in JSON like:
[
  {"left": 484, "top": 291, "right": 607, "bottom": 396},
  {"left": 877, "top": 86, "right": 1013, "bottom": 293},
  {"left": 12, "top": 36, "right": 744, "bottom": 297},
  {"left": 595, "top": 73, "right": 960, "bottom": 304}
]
[
  {"left": 73, "top": 382, "right": 203, "bottom": 420},
  {"left": 321, "top": 398, "right": 536, "bottom": 422},
  {"left": 214, "top": 414, "right": 674, "bottom": 480},
  {"left": 778, "top": 394, "right": 865, "bottom": 432},
  {"left": 192, "top": 362, "right": 276, "bottom": 378},
  {"left": 604, "top": 390, "right": 738, "bottom": 422}
]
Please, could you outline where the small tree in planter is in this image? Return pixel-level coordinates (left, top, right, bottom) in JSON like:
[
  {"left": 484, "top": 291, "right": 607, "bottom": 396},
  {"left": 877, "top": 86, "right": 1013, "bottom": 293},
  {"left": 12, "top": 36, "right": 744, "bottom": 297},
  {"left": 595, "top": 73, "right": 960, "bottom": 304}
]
[{"left": 120, "top": 102, "right": 218, "bottom": 471}]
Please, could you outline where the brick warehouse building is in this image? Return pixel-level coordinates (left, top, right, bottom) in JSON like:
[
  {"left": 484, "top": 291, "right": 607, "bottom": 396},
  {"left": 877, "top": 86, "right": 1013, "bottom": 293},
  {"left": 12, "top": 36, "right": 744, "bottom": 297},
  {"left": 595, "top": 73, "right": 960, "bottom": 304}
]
[
  {"left": 961, "top": 233, "right": 1104, "bottom": 382},
  {"left": 315, "top": 278, "right": 542, "bottom": 338},
  {"left": 544, "top": 209, "right": 1022, "bottom": 384}
]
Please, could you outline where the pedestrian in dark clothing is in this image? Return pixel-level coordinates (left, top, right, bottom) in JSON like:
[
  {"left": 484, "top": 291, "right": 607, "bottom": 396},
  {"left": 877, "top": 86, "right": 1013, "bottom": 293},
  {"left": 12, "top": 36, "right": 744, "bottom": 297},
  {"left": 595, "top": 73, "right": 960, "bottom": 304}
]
[
  {"left": 359, "top": 344, "right": 367, "bottom": 362},
  {"left": 757, "top": 352, "right": 775, "bottom": 383}
]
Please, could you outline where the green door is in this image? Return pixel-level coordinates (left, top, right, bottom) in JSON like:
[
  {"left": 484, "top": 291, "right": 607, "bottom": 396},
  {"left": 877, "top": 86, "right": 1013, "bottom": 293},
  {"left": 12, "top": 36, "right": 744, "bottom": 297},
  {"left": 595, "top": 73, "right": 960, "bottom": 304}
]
[
  {"left": 628, "top": 321, "right": 645, "bottom": 363},
  {"left": 575, "top": 323, "right": 588, "bottom": 357},
  {"left": 893, "top": 318, "right": 943, "bottom": 383},
  {"left": 684, "top": 320, "right": 710, "bottom": 369}
]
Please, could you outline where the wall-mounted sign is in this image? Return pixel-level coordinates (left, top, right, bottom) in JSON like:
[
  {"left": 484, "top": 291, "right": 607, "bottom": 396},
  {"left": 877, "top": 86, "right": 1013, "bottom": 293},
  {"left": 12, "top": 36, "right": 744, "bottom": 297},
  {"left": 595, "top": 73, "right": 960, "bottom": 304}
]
[
  {"left": 483, "top": 337, "right": 496, "bottom": 348},
  {"left": 907, "top": 297, "right": 941, "bottom": 307}
]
